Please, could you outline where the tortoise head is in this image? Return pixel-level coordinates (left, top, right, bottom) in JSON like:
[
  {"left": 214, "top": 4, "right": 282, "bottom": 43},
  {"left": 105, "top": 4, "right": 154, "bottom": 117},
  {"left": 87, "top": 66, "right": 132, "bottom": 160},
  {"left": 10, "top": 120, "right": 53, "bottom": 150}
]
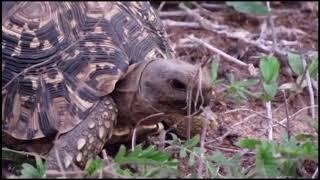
[{"left": 112, "top": 59, "right": 212, "bottom": 125}]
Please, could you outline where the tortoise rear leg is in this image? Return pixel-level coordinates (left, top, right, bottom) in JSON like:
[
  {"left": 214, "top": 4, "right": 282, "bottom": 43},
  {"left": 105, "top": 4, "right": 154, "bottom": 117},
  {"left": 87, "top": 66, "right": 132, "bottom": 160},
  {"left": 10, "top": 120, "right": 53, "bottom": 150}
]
[{"left": 46, "top": 96, "right": 117, "bottom": 170}]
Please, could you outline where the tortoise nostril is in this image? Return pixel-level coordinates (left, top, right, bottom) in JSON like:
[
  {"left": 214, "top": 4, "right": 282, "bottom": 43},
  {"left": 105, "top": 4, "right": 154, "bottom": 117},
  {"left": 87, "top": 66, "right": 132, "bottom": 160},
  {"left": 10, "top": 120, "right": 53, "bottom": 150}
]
[{"left": 171, "top": 79, "right": 187, "bottom": 90}]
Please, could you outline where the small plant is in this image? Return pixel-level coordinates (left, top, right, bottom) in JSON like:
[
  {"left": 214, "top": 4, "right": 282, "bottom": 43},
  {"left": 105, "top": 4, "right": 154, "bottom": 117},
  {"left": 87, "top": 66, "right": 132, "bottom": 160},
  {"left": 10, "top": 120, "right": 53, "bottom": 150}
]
[
  {"left": 225, "top": 1, "right": 269, "bottom": 16},
  {"left": 113, "top": 144, "right": 179, "bottom": 178},
  {"left": 20, "top": 156, "right": 47, "bottom": 178},
  {"left": 225, "top": 72, "right": 260, "bottom": 103},
  {"left": 279, "top": 53, "right": 318, "bottom": 92},
  {"left": 238, "top": 135, "right": 318, "bottom": 178},
  {"left": 84, "top": 157, "right": 103, "bottom": 177},
  {"left": 259, "top": 55, "right": 280, "bottom": 101}
]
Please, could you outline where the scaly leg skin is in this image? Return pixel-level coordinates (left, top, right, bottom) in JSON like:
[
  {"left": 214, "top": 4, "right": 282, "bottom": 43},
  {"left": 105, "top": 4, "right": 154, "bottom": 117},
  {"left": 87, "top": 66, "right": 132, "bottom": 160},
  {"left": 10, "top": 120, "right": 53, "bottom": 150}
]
[{"left": 46, "top": 96, "right": 117, "bottom": 171}]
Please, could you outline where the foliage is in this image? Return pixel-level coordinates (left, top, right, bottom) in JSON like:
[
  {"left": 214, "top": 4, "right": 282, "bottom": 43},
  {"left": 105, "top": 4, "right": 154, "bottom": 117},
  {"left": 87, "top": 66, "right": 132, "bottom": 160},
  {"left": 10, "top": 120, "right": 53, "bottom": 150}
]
[
  {"left": 259, "top": 55, "right": 280, "bottom": 101},
  {"left": 238, "top": 136, "right": 318, "bottom": 178},
  {"left": 211, "top": 59, "right": 220, "bottom": 83},
  {"left": 226, "top": 72, "right": 260, "bottom": 103},
  {"left": 280, "top": 53, "right": 318, "bottom": 92},
  {"left": 20, "top": 156, "right": 47, "bottom": 178},
  {"left": 84, "top": 157, "right": 103, "bottom": 177},
  {"left": 226, "top": 1, "right": 269, "bottom": 16},
  {"left": 114, "top": 144, "right": 179, "bottom": 178}
]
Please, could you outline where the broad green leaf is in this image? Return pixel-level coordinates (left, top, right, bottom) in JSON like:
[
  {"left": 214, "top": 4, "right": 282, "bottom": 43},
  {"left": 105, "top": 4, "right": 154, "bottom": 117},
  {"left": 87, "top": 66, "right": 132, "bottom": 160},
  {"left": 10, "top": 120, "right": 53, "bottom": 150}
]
[
  {"left": 263, "top": 82, "right": 278, "bottom": 98},
  {"left": 21, "top": 163, "right": 42, "bottom": 178},
  {"left": 185, "top": 134, "right": 200, "bottom": 149},
  {"left": 255, "top": 141, "right": 279, "bottom": 177},
  {"left": 308, "top": 56, "right": 318, "bottom": 79},
  {"left": 288, "top": 53, "right": 304, "bottom": 75},
  {"left": 233, "top": 79, "right": 259, "bottom": 87},
  {"left": 237, "top": 138, "right": 262, "bottom": 149},
  {"left": 226, "top": 1, "right": 269, "bottom": 16},
  {"left": 208, "top": 150, "right": 227, "bottom": 165},
  {"left": 260, "top": 56, "right": 280, "bottom": 83},
  {"left": 211, "top": 60, "right": 219, "bottom": 82},
  {"left": 84, "top": 157, "right": 103, "bottom": 177}
]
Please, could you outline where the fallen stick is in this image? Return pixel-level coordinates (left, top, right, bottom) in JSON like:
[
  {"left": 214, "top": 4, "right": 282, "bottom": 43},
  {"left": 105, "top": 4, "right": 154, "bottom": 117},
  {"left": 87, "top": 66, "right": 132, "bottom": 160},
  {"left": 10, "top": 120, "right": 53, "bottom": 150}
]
[
  {"left": 162, "top": 19, "right": 200, "bottom": 28},
  {"left": 188, "top": 35, "right": 248, "bottom": 67}
]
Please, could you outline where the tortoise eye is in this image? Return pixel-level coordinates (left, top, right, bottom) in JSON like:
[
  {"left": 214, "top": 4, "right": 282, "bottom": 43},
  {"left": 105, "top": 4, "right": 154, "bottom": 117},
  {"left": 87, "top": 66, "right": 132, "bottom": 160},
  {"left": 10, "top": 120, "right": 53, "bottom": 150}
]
[{"left": 171, "top": 79, "right": 187, "bottom": 91}]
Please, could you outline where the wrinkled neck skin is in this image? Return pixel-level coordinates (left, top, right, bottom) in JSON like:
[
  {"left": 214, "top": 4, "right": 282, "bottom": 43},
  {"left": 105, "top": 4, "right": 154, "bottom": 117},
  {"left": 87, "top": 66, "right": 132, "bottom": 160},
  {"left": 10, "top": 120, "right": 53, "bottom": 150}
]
[
  {"left": 111, "top": 60, "right": 164, "bottom": 126},
  {"left": 111, "top": 59, "right": 212, "bottom": 127}
]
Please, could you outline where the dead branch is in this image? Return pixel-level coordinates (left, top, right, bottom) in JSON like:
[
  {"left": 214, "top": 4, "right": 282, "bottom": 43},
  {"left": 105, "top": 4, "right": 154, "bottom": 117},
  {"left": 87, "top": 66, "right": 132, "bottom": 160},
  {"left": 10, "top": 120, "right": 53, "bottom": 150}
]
[
  {"left": 159, "top": 10, "right": 198, "bottom": 17},
  {"left": 188, "top": 35, "right": 248, "bottom": 67},
  {"left": 157, "top": 1, "right": 166, "bottom": 12},
  {"left": 179, "top": 3, "right": 290, "bottom": 61},
  {"left": 2, "top": 147, "right": 46, "bottom": 159},
  {"left": 274, "top": 105, "right": 318, "bottom": 127},
  {"left": 282, "top": 90, "right": 291, "bottom": 139},
  {"left": 162, "top": 19, "right": 200, "bottom": 28}
]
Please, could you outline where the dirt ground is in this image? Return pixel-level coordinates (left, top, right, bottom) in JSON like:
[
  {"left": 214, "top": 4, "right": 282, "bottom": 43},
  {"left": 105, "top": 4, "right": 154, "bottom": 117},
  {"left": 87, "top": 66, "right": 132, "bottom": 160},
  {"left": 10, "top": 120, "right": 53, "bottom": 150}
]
[{"left": 151, "top": 1, "right": 318, "bottom": 177}]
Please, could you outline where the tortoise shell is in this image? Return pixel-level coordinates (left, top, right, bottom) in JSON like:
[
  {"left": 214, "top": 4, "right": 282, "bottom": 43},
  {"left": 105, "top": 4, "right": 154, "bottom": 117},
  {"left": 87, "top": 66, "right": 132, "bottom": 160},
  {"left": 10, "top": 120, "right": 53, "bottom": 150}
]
[{"left": 2, "top": 2, "right": 173, "bottom": 140}]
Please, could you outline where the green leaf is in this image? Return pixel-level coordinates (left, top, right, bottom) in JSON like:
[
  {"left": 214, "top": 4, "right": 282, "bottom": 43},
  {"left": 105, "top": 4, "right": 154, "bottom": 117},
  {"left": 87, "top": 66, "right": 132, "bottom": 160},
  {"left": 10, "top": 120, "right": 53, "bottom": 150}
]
[
  {"left": 299, "top": 141, "right": 318, "bottom": 158},
  {"left": 237, "top": 138, "right": 262, "bottom": 149},
  {"left": 115, "top": 145, "right": 127, "bottom": 162},
  {"left": 226, "top": 1, "right": 269, "bottom": 16},
  {"left": 20, "top": 155, "right": 46, "bottom": 178},
  {"left": 255, "top": 141, "right": 279, "bottom": 177},
  {"left": 280, "top": 159, "right": 297, "bottom": 177},
  {"left": 260, "top": 56, "right": 280, "bottom": 83},
  {"left": 179, "top": 148, "right": 187, "bottom": 158},
  {"left": 211, "top": 60, "right": 219, "bottom": 82},
  {"left": 288, "top": 53, "right": 304, "bottom": 75},
  {"left": 84, "top": 157, "right": 103, "bottom": 177},
  {"left": 21, "top": 163, "right": 41, "bottom": 178},
  {"left": 206, "top": 161, "right": 218, "bottom": 177},
  {"left": 188, "top": 152, "right": 195, "bottom": 166},
  {"left": 308, "top": 56, "right": 318, "bottom": 79},
  {"left": 208, "top": 150, "right": 227, "bottom": 165},
  {"left": 115, "top": 144, "right": 177, "bottom": 169},
  {"left": 185, "top": 134, "right": 200, "bottom": 149},
  {"left": 263, "top": 82, "right": 278, "bottom": 98}
]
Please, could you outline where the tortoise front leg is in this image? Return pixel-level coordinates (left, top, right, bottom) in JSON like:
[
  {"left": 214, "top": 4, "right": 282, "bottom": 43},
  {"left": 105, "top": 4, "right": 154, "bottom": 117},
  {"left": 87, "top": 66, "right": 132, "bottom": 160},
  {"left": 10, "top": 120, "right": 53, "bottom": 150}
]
[{"left": 47, "top": 96, "right": 117, "bottom": 170}]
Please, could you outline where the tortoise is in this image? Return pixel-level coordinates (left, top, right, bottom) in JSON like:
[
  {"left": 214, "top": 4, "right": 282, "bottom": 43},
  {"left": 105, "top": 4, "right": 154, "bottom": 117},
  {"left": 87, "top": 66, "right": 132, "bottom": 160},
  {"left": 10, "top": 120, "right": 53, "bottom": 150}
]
[{"left": 2, "top": 2, "right": 214, "bottom": 171}]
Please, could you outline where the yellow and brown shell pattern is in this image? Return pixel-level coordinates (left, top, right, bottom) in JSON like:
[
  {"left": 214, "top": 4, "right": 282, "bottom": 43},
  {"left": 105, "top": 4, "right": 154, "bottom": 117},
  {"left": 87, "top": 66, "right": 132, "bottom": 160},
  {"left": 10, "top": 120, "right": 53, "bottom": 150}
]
[{"left": 2, "top": 2, "right": 173, "bottom": 140}]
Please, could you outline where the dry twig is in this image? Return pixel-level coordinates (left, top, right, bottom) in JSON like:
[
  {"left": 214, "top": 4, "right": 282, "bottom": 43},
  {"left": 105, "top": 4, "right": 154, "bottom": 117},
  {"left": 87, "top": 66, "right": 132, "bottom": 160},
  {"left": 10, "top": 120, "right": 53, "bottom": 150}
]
[
  {"left": 188, "top": 35, "right": 248, "bottom": 67},
  {"left": 2, "top": 147, "right": 46, "bottom": 159},
  {"left": 282, "top": 90, "right": 291, "bottom": 139},
  {"left": 162, "top": 20, "right": 200, "bottom": 28},
  {"left": 273, "top": 105, "right": 318, "bottom": 127},
  {"left": 302, "top": 58, "right": 316, "bottom": 120},
  {"left": 132, "top": 112, "right": 165, "bottom": 150}
]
